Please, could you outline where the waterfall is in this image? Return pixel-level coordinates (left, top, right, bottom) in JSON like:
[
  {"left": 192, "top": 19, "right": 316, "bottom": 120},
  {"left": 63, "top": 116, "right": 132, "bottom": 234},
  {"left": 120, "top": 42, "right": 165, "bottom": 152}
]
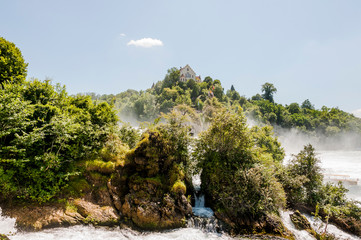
[
  {"left": 191, "top": 174, "right": 214, "bottom": 218},
  {"left": 0, "top": 207, "right": 17, "bottom": 235},
  {"left": 187, "top": 174, "right": 225, "bottom": 233}
]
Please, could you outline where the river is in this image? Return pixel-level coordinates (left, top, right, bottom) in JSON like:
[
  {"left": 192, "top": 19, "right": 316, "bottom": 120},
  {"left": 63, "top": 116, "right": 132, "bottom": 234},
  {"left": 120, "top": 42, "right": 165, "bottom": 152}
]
[{"left": 1, "top": 150, "right": 360, "bottom": 240}]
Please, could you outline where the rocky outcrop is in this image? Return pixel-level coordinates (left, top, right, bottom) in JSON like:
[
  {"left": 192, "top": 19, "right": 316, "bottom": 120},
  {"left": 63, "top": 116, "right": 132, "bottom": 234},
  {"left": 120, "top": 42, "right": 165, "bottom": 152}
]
[
  {"left": 289, "top": 210, "right": 311, "bottom": 230},
  {"left": 214, "top": 211, "right": 294, "bottom": 239},
  {"left": 121, "top": 180, "right": 191, "bottom": 229},
  {"left": 330, "top": 215, "right": 361, "bottom": 237},
  {"left": 72, "top": 198, "right": 120, "bottom": 225},
  {"left": 117, "top": 131, "right": 193, "bottom": 230},
  {"left": 1, "top": 198, "right": 120, "bottom": 231},
  {"left": 0, "top": 234, "right": 9, "bottom": 240},
  {"left": 2, "top": 203, "right": 82, "bottom": 230}
]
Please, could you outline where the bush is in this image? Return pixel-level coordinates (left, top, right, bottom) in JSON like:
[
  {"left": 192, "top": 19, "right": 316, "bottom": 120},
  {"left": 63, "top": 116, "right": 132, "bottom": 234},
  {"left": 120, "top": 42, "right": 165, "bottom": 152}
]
[
  {"left": 0, "top": 37, "right": 28, "bottom": 85},
  {"left": 194, "top": 110, "right": 286, "bottom": 223},
  {"left": 0, "top": 80, "right": 118, "bottom": 202}
]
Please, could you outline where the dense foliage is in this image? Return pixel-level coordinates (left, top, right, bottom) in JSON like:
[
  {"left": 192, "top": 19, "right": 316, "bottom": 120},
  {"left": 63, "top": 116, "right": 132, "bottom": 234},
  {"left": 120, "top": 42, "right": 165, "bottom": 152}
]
[
  {"left": 86, "top": 68, "right": 361, "bottom": 140},
  {"left": 280, "top": 145, "right": 361, "bottom": 236},
  {"left": 0, "top": 80, "right": 118, "bottom": 202},
  {"left": 0, "top": 37, "right": 28, "bottom": 85},
  {"left": 194, "top": 110, "right": 286, "bottom": 224},
  {"left": 1, "top": 37, "right": 360, "bottom": 236}
]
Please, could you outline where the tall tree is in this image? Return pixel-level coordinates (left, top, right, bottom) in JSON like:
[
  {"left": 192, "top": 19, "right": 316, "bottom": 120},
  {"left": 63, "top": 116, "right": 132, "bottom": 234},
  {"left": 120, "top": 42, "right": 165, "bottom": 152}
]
[
  {"left": 0, "top": 37, "right": 28, "bottom": 86},
  {"left": 261, "top": 82, "right": 277, "bottom": 103}
]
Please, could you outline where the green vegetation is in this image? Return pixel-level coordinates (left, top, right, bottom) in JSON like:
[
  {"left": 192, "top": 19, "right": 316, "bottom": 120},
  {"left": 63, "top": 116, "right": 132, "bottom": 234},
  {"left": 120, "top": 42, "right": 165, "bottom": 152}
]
[
  {"left": 193, "top": 110, "right": 287, "bottom": 234},
  {"left": 87, "top": 68, "right": 361, "bottom": 139},
  {"left": 281, "top": 145, "right": 361, "bottom": 237},
  {"left": 0, "top": 37, "right": 28, "bottom": 86},
  {"left": 0, "top": 79, "right": 118, "bottom": 202},
  {"left": 1, "top": 37, "right": 360, "bottom": 236}
]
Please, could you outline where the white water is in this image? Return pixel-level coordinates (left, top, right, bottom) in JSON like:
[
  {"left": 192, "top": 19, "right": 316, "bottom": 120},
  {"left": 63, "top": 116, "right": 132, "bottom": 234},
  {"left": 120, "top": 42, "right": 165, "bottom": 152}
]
[
  {"left": 304, "top": 214, "right": 360, "bottom": 240},
  {"left": 285, "top": 150, "right": 361, "bottom": 202},
  {"left": 318, "top": 151, "right": 361, "bottom": 202},
  {"left": 281, "top": 210, "right": 361, "bottom": 240},
  {"left": 1, "top": 151, "right": 360, "bottom": 239},
  {"left": 192, "top": 174, "right": 214, "bottom": 218},
  {"left": 280, "top": 211, "right": 314, "bottom": 240},
  {"left": 0, "top": 208, "right": 17, "bottom": 235},
  {"left": 5, "top": 226, "right": 235, "bottom": 240}
]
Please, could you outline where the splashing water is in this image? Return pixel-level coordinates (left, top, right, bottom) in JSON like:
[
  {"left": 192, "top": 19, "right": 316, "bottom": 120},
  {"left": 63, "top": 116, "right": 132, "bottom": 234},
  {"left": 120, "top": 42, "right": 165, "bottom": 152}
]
[
  {"left": 8, "top": 225, "right": 238, "bottom": 240},
  {"left": 305, "top": 214, "right": 360, "bottom": 240},
  {"left": 280, "top": 211, "right": 314, "bottom": 240},
  {"left": 0, "top": 208, "right": 17, "bottom": 235},
  {"left": 191, "top": 174, "right": 214, "bottom": 218}
]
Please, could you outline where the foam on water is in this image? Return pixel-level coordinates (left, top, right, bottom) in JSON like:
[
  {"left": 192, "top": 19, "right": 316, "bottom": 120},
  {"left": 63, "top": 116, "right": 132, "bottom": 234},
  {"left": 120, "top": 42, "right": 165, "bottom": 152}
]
[
  {"left": 280, "top": 211, "right": 315, "bottom": 240},
  {"left": 9, "top": 226, "right": 235, "bottom": 240},
  {"left": 0, "top": 208, "right": 17, "bottom": 235},
  {"left": 191, "top": 174, "right": 214, "bottom": 218},
  {"left": 305, "top": 214, "right": 361, "bottom": 240}
]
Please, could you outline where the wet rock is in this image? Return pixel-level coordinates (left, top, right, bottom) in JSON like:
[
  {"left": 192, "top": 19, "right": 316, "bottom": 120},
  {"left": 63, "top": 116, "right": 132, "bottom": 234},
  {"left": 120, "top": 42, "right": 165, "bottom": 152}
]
[
  {"left": 2, "top": 204, "right": 83, "bottom": 231},
  {"left": 0, "top": 234, "right": 9, "bottom": 240},
  {"left": 290, "top": 210, "right": 311, "bottom": 230},
  {"left": 1, "top": 198, "right": 120, "bottom": 231},
  {"left": 73, "top": 198, "right": 120, "bottom": 226}
]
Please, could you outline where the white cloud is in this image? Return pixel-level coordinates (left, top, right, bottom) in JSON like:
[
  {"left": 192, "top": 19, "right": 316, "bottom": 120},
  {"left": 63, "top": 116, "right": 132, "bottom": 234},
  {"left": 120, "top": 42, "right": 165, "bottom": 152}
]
[
  {"left": 352, "top": 108, "right": 361, "bottom": 118},
  {"left": 119, "top": 33, "right": 126, "bottom": 38},
  {"left": 127, "top": 38, "right": 163, "bottom": 48}
]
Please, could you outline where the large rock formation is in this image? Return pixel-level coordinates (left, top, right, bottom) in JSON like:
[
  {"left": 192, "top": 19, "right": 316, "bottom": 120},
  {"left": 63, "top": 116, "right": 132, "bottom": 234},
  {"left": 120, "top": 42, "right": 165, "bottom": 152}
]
[
  {"left": 115, "top": 131, "right": 192, "bottom": 230},
  {"left": 1, "top": 199, "right": 120, "bottom": 231}
]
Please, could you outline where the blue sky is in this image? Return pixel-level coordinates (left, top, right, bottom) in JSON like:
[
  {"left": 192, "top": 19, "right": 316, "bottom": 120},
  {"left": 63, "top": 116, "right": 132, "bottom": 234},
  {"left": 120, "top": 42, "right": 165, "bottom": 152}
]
[{"left": 1, "top": 0, "right": 361, "bottom": 114}]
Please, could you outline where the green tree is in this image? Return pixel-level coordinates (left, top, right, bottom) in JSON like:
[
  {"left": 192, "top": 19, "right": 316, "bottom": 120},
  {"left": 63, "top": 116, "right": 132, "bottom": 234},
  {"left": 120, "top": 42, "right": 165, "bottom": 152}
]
[
  {"left": 301, "top": 99, "right": 314, "bottom": 110},
  {"left": 0, "top": 37, "right": 28, "bottom": 85},
  {"left": 0, "top": 79, "right": 118, "bottom": 202},
  {"left": 162, "top": 68, "right": 180, "bottom": 89},
  {"left": 261, "top": 82, "right": 277, "bottom": 103},
  {"left": 287, "top": 144, "right": 323, "bottom": 206},
  {"left": 194, "top": 110, "right": 286, "bottom": 226},
  {"left": 288, "top": 102, "right": 301, "bottom": 114}
]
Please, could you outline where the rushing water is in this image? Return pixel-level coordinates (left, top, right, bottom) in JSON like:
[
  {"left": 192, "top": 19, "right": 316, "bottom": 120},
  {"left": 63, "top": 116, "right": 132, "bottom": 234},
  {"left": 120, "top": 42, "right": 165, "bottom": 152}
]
[
  {"left": 280, "top": 210, "right": 361, "bottom": 240},
  {"left": 285, "top": 150, "right": 361, "bottom": 202},
  {"left": 0, "top": 208, "right": 17, "bottom": 235},
  {"left": 192, "top": 174, "right": 214, "bottom": 218},
  {"left": 1, "top": 151, "right": 360, "bottom": 239},
  {"left": 1, "top": 225, "right": 237, "bottom": 240}
]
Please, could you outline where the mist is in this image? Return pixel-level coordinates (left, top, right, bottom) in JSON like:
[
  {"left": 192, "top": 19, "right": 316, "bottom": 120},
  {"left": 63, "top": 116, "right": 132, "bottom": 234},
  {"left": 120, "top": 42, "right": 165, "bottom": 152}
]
[{"left": 274, "top": 127, "right": 361, "bottom": 153}]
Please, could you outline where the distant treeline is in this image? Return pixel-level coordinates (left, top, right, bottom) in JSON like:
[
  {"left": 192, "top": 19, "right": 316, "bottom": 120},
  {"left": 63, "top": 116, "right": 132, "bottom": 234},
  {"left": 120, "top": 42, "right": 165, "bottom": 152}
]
[{"left": 83, "top": 67, "right": 361, "bottom": 137}]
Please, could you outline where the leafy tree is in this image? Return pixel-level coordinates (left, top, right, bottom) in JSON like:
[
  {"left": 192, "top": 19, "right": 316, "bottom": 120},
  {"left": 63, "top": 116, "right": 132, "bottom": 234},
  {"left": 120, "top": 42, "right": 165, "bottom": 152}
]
[
  {"left": 288, "top": 102, "right": 301, "bottom": 114},
  {"left": 194, "top": 110, "right": 286, "bottom": 224},
  {"left": 0, "top": 37, "right": 28, "bottom": 86},
  {"left": 261, "top": 82, "right": 277, "bottom": 103},
  {"left": 286, "top": 144, "right": 323, "bottom": 206},
  {"left": 0, "top": 79, "right": 118, "bottom": 202},
  {"left": 251, "top": 93, "right": 262, "bottom": 101},
  {"left": 301, "top": 99, "right": 314, "bottom": 110},
  {"left": 162, "top": 68, "right": 180, "bottom": 89},
  {"left": 250, "top": 125, "right": 285, "bottom": 162}
]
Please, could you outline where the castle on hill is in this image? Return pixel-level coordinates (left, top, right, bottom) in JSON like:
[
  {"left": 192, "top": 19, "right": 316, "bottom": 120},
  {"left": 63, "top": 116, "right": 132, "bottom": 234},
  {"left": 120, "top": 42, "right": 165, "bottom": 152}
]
[{"left": 179, "top": 64, "right": 201, "bottom": 82}]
